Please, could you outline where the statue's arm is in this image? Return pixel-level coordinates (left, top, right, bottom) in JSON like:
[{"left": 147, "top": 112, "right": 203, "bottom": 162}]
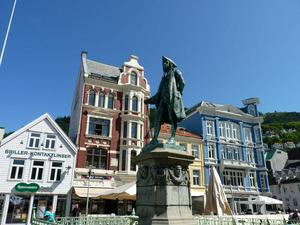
[
  {"left": 145, "top": 78, "right": 163, "bottom": 104},
  {"left": 175, "top": 69, "right": 185, "bottom": 94}
]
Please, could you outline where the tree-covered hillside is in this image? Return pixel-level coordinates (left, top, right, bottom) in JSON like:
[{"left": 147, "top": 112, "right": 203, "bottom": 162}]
[{"left": 262, "top": 112, "right": 300, "bottom": 148}]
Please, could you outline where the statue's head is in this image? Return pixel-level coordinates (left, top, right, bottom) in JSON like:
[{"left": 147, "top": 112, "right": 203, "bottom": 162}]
[{"left": 162, "top": 56, "right": 176, "bottom": 72}]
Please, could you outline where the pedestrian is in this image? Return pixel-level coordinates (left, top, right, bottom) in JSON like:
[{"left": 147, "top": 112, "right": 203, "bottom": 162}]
[
  {"left": 44, "top": 206, "right": 56, "bottom": 223},
  {"left": 72, "top": 204, "right": 80, "bottom": 217}
]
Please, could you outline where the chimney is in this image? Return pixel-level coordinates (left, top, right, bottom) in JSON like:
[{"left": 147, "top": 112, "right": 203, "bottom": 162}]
[{"left": 0, "top": 127, "right": 5, "bottom": 142}]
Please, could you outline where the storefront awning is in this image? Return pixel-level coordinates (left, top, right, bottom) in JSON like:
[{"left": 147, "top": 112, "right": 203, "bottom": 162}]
[
  {"left": 191, "top": 190, "right": 205, "bottom": 197},
  {"left": 99, "top": 181, "right": 136, "bottom": 201},
  {"left": 74, "top": 187, "right": 112, "bottom": 198},
  {"left": 239, "top": 195, "right": 283, "bottom": 205}
]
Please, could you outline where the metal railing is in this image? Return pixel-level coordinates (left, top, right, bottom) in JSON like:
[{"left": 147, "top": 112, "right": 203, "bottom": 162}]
[
  {"left": 32, "top": 215, "right": 139, "bottom": 225},
  {"left": 32, "top": 215, "right": 300, "bottom": 225}
]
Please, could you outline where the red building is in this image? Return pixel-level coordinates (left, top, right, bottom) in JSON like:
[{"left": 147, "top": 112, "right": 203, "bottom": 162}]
[{"left": 69, "top": 52, "right": 150, "bottom": 214}]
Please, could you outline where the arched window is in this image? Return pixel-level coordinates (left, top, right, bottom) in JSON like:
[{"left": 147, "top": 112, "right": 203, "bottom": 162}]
[
  {"left": 108, "top": 93, "right": 114, "bottom": 109},
  {"left": 86, "top": 148, "right": 107, "bottom": 169},
  {"left": 88, "top": 90, "right": 96, "bottom": 106},
  {"left": 121, "top": 150, "right": 126, "bottom": 171},
  {"left": 130, "top": 71, "right": 137, "bottom": 85},
  {"left": 130, "top": 150, "right": 137, "bottom": 171},
  {"left": 132, "top": 96, "right": 138, "bottom": 112},
  {"left": 98, "top": 92, "right": 105, "bottom": 108},
  {"left": 124, "top": 95, "right": 129, "bottom": 110}
]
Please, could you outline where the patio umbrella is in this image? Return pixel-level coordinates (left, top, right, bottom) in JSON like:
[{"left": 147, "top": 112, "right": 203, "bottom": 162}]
[
  {"left": 204, "top": 166, "right": 232, "bottom": 215},
  {"left": 100, "top": 181, "right": 136, "bottom": 201}
]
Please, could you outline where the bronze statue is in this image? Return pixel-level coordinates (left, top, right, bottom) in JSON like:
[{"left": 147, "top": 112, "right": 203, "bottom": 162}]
[{"left": 144, "top": 56, "right": 186, "bottom": 149}]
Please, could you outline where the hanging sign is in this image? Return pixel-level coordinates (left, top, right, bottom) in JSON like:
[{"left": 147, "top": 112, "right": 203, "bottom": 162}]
[{"left": 15, "top": 183, "right": 40, "bottom": 192}]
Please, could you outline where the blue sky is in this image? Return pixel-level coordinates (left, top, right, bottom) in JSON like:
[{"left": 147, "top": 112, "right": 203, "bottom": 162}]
[{"left": 1, "top": 0, "right": 300, "bottom": 132}]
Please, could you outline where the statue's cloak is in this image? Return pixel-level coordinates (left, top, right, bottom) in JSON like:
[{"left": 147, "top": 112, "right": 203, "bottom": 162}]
[{"left": 149, "top": 57, "right": 186, "bottom": 123}]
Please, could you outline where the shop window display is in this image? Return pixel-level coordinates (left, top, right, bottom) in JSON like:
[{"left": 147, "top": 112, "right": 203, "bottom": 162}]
[{"left": 6, "top": 195, "right": 30, "bottom": 224}]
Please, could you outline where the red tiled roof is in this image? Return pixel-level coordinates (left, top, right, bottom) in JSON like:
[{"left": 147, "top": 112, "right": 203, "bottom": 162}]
[{"left": 159, "top": 123, "right": 201, "bottom": 139}]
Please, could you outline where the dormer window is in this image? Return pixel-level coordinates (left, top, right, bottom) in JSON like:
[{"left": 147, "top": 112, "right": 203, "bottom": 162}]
[
  {"left": 88, "top": 89, "right": 96, "bottom": 106},
  {"left": 45, "top": 134, "right": 56, "bottom": 149},
  {"left": 28, "top": 133, "right": 41, "bottom": 148},
  {"left": 130, "top": 72, "right": 137, "bottom": 85}
]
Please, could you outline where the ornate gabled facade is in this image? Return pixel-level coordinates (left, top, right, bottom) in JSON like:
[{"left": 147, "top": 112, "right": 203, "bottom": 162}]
[
  {"left": 180, "top": 98, "right": 270, "bottom": 213},
  {"left": 68, "top": 52, "right": 150, "bottom": 213}
]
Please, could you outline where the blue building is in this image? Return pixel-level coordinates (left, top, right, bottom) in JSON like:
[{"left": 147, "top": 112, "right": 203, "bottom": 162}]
[{"left": 180, "top": 98, "right": 270, "bottom": 213}]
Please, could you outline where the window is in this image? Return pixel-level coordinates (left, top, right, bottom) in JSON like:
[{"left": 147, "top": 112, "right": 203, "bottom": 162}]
[
  {"left": 191, "top": 144, "right": 200, "bottom": 159},
  {"left": 108, "top": 93, "right": 114, "bottom": 109},
  {"left": 130, "top": 150, "right": 137, "bottom": 171},
  {"left": 28, "top": 133, "right": 41, "bottom": 148},
  {"left": 221, "top": 145, "right": 241, "bottom": 161},
  {"left": 132, "top": 96, "right": 138, "bottom": 112},
  {"left": 249, "top": 172, "right": 256, "bottom": 187},
  {"left": 257, "top": 150, "right": 263, "bottom": 165},
  {"left": 30, "top": 161, "right": 44, "bottom": 180},
  {"left": 223, "top": 170, "right": 244, "bottom": 186},
  {"left": 123, "top": 121, "right": 128, "bottom": 138},
  {"left": 98, "top": 92, "right": 105, "bottom": 108},
  {"left": 130, "top": 71, "right": 137, "bottom": 85},
  {"left": 50, "top": 162, "right": 62, "bottom": 181},
  {"left": 179, "top": 143, "right": 187, "bottom": 151},
  {"left": 88, "top": 89, "right": 96, "bottom": 106},
  {"left": 131, "top": 122, "right": 138, "bottom": 139},
  {"left": 86, "top": 148, "right": 107, "bottom": 169},
  {"left": 208, "top": 143, "right": 215, "bottom": 159},
  {"left": 192, "top": 170, "right": 201, "bottom": 186},
  {"left": 6, "top": 195, "right": 30, "bottom": 224},
  {"left": 225, "top": 123, "right": 231, "bottom": 138},
  {"left": 88, "top": 117, "right": 110, "bottom": 137},
  {"left": 219, "top": 123, "right": 225, "bottom": 137},
  {"left": 254, "top": 127, "right": 261, "bottom": 143},
  {"left": 45, "top": 134, "right": 56, "bottom": 149},
  {"left": 206, "top": 121, "right": 214, "bottom": 135},
  {"left": 244, "top": 127, "right": 252, "bottom": 143},
  {"left": 124, "top": 95, "right": 129, "bottom": 110},
  {"left": 219, "top": 122, "right": 240, "bottom": 140},
  {"left": 10, "top": 159, "right": 25, "bottom": 179},
  {"left": 121, "top": 150, "right": 126, "bottom": 171},
  {"left": 246, "top": 148, "right": 255, "bottom": 163},
  {"left": 293, "top": 199, "right": 298, "bottom": 206},
  {"left": 260, "top": 174, "right": 265, "bottom": 191},
  {"left": 232, "top": 125, "right": 238, "bottom": 139}
]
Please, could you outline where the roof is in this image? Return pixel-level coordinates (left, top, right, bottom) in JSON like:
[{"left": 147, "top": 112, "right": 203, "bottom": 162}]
[
  {"left": 159, "top": 123, "right": 201, "bottom": 139},
  {"left": 0, "top": 113, "right": 77, "bottom": 154},
  {"left": 84, "top": 59, "right": 121, "bottom": 80},
  {"left": 265, "top": 149, "right": 277, "bottom": 161},
  {"left": 187, "top": 101, "right": 254, "bottom": 118},
  {"left": 86, "top": 59, "right": 121, "bottom": 77}
]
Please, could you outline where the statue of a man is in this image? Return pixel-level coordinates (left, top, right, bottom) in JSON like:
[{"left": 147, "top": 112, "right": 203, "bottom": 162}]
[{"left": 145, "top": 56, "right": 186, "bottom": 146}]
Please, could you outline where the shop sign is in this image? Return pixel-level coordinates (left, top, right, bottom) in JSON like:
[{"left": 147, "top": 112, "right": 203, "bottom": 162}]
[
  {"left": 15, "top": 183, "right": 40, "bottom": 193},
  {"left": 5, "top": 149, "right": 71, "bottom": 159}
]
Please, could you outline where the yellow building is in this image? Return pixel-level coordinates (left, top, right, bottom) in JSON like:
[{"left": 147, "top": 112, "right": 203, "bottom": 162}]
[{"left": 152, "top": 124, "right": 205, "bottom": 214}]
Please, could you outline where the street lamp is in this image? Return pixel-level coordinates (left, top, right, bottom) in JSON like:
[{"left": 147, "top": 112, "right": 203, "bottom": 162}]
[{"left": 86, "top": 165, "right": 95, "bottom": 216}]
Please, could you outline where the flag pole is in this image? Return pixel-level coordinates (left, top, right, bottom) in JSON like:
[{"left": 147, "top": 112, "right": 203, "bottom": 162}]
[{"left": 0, "top": 0, "right": 18, "bottom": 67}]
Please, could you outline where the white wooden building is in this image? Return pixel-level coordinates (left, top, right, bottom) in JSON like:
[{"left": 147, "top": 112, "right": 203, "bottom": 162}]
[{"left": 0, "top": 114, "right": 77, "bottom": 225}]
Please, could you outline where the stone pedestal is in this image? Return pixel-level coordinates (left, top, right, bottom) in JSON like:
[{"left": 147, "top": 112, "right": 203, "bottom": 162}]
[{"left": 134, "top": 146, "right": 195, "bottom": 225}]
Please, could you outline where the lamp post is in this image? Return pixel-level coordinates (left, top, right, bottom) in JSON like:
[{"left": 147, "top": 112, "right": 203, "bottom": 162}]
[{"left": 86, "top": 165, "right": 95, "bottom": 216}]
